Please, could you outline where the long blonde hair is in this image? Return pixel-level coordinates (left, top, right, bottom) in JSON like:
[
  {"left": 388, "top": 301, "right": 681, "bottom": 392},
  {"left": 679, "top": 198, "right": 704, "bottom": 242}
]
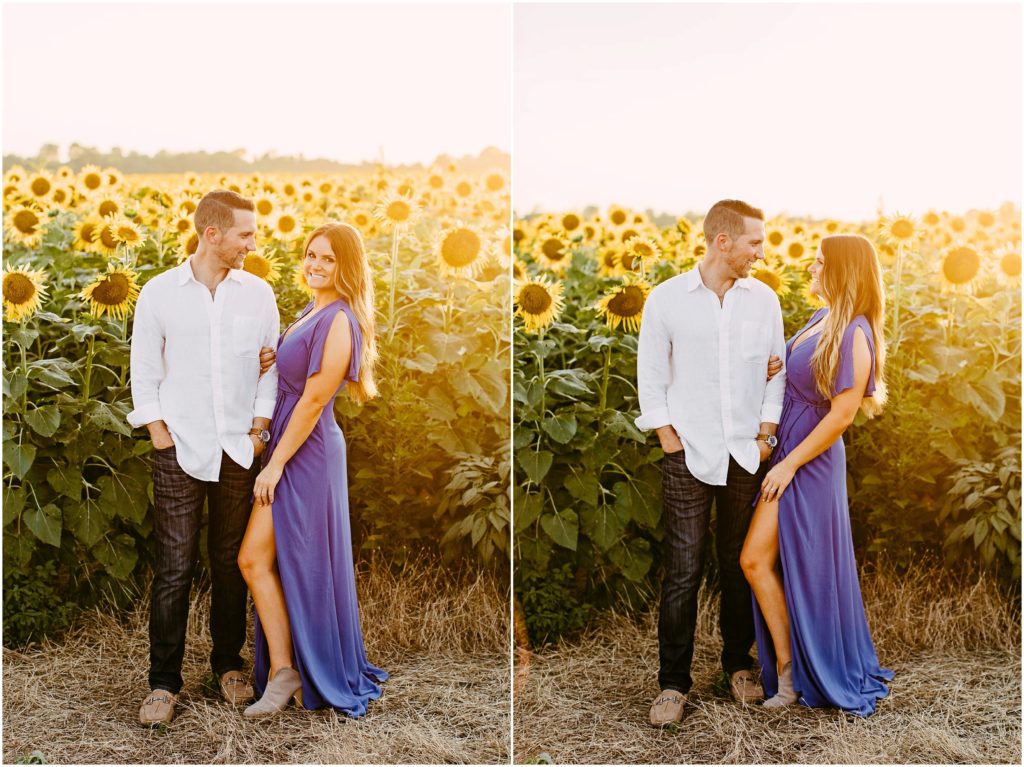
[
  {"left": 811, "top": 234, "right": 887, "bottom": 417},
  {"left": 303, "top": 223, "right": 378, "bottom": 403}
]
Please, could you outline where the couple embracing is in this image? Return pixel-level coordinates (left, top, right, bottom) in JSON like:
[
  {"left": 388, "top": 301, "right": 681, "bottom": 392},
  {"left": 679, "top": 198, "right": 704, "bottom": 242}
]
[
  {"left": 126, "top": 190, "right": 386, "bottom": 725},
  {"left": 637, "top": 199, "right": 893, "bottom": 726}
]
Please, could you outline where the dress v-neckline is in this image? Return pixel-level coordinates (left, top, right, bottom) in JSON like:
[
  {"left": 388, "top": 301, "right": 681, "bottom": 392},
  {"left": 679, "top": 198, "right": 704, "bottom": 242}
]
[
  {"left": 281, "top": 300, "right": 340, "bottom": 345},
  {"left": 791, "top": 309, "right": 827, "bottom": 353}
]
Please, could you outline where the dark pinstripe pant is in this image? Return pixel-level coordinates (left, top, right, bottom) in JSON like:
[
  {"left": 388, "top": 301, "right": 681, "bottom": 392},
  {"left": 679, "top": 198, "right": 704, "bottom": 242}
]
[
  {"left": 148, "top": 446, "right": 258, "bottom": 694},
  {"left": 657, "top": 451, "right": 766, "bottom": 694}
]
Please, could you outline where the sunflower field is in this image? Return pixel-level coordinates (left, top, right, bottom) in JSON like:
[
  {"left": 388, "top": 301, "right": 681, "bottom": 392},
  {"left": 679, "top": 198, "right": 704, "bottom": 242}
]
[
  {"left": 2, "top": 162, "right": 510, "bottom": 646},
  {"left": 513, "top": 204, "right": 1021, "bottom": 642}
]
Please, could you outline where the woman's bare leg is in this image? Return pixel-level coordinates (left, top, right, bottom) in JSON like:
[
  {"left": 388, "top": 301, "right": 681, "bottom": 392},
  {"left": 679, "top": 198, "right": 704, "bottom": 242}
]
[
  {"left": 740, "top": 497, "right": 792, "bottom": 669},
  {"left": 238, "top": 501, "right": 294, "bottom": 678}
]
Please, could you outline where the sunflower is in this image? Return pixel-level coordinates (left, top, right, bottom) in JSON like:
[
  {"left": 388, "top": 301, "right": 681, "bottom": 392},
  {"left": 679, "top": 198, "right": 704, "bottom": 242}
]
[
  {"left": 373, "top": 193, "right": 420, "bottom": 228},
  {"left": 996, "top": 245, "right": 1021, "bottom": 284},
  {"left": 607, "top": 205, "right": 629, "bottom": 227},
  {"left": 242, "top": 251, "right": 282, "bottom": 283},
  {"left": 55, "top": 166, "right": 74, "bottom": 181},
  {"left": 765, "top": 224, "right": 786, "bottom": 251},
  {"left": 921, "top": 210, "right": 941, "bottom": 228},
  {"left": 621, "top": 236, "right": 660, "bottom": 272},
  {"left": 78, "top": 165, "right": 105, "bottom": 193},
  {"left": 3, "top": 166, "right": 27, "bottom": 186},
  {"left": 81, "top": 265, "right": 141, "bottom": 320},
  {"left": 512, "top": 259, "right": 527, "bottom": 282},
  {"left": 2, "top": 265, "right": 48, "bottom": 322},
  {"left": 597, "top": 246, "right": 625, "bottom": 278},
  {"left": 5, "top": 205, "right": 47, "bottom": 246},
  {"left": 167, "top": 208, "right": 193, "bottom": 237},
  {"left": 941, "top": 244, "right": 980, "bottom": 290},
  {"left": 94, "top": 195, "right": 122, "bottom": 219},
  {"left": 73, "top": 215, "right": 106, "bottom": 252},
  {"left": 454, "top": 180, "right": 473, "bottom": 198},
  {"left": 427, "top": 171, "right": 445, "bottom": 190},
  {"left": 269, "top": 209, "right": 302, "bottom": 240},
  {"left": 107, "top": 216, "right": 145, "bottom": 249},
  {"left": 25, "top": 173, "right": 53, "bottom": 201},
  {"left": 178, "top": 231, "right": 200, "bottom": 260},
  {"left": 559, "top": 212, "right": 583, "bottom": 236},
  {"left": 104, "top": 168, "right": 123, "bottom": 188},
  {"left": 292, "top": 266, "right": 314, "bottom": 295},
  {"left": 49, "top": 185, "right": 73, "bottom": 209},
  {"left": 253, "top": 192, "right": 280, "bottom": 218},
  {"left": 436, "top": 225, "right": 485, "bottom": 277},
  {"left": 977, "top": 210, "right": 996, "bottom": 229},
  {"left": 92, "top": 218, "right": 122, "bottom": 256},
  {"left": 351, "top": 209, "right": 374, "bottom": 232},
  {"left": 879, "top": 213, "right": 917, "bottom": 247},
  {"left": 949, "top": 215, "right": 967, "bottom": 234},
  {"left": 594, "top": 276, "right": 651, "bottom": 333},
  {"left": 751, "top": 265, "right": 791, "bottom": 297},
  {"left": 485, "top": 172, "right": 506, "bottom": 193},
  {"left": 535, "top": 235, "right": 572, "bottom": 272},
  {"left": 515, "top": 276, "right": 565, "bottom": 333}
]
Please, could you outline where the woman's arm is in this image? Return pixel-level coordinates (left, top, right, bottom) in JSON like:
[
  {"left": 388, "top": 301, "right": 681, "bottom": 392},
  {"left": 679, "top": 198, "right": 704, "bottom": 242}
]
[
  {"left": 253, "top": 310, "right": 352, "bottom": 505},
  {"left": 759, "top": 326, "right": 871, "bottom": 503}
]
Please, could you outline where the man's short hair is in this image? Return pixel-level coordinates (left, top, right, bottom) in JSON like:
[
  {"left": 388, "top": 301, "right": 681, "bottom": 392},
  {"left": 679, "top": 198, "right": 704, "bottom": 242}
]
[
  {"left": 194, "top": 190, "right": 255, "bottom": 235},
  {"left": 703, "top": 199, "right": 764, "bottom": 244}
]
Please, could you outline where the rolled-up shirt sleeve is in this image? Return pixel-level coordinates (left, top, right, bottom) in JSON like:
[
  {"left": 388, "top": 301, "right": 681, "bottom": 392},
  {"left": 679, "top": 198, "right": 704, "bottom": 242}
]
[
  {"left": 126, "top": 286, "right": 165, "bottom": 428},
  {"left": 759, "top": 298, "right": 786, "bottom": 424},
  {"left": 635, "top": 288, "right": 673, "bottom": 431},
  {"left": 253, "top": 288, "right": 280, "bottom": 419}
]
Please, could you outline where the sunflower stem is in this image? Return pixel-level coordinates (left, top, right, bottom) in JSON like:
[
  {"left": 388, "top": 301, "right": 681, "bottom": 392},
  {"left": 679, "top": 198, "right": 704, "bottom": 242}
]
[
  {"left": 598, "top": 345, "right": 611, "bottom": 415},
  {"left": 18, "top": 340, "right": 28, "bottom": 412},
  {"left": 387, "top": 225, "right": 402, "bottom": 342},
  {"left": 82, "top": 334, "right": 95, "bottom": 405},
  {"left": 892, "top": 242, "right": 904, "bottom": 350}
]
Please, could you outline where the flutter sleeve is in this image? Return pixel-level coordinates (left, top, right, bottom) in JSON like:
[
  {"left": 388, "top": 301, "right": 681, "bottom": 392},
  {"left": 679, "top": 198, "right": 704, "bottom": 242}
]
[
  {"left": 307, "top": 303, "right": 362, "bottom": 384},
  {"left": 834, "top": 315, "right": 876, "bottom": 397}
]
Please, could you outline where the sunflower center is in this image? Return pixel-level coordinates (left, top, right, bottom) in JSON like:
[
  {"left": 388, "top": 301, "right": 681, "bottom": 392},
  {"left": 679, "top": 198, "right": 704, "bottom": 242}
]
[
  {"left": 83, "top": 173, "right": 102, "bottom": 190},
  {"left": 441, "top": 229, "right": 482, "bottom": 268},
  {"left": 92, "top": 273, "right": 131, "bottom": 305},
  {"left": 278, "top": 215, "right": 296, "bottom": 233},
  {"left": 542, "top": 238, "right": 566, "bottom": 261},
  {"left": 768, "top": 231, "right": 784, "bottom": 246},
  {"left": 754, "top": 269, "right": 783, "bottom": 291},
  {"left": 257, "top": 199, "right": 274, "bottom": 216},
  {"left": 386, "top": 201, "right": 411, "bottom": 222},
  {"left": 610, "top": 210, "right": 627, "bottom": 226},
  {"left": 3, "top": 273, "right": 36, "bottom": 304},
  {"left": 519, "top": 284, "right": 553, "bottom": 314},
  {"left": 1000, "top": 252, "right": 1021, "bottom": 278},
  {"left": 632, "top": 242, "right": 654, "bottom": 258},
  {"left": 175, "top": 218, "right": 191, "bottom": 233},
  {"left": 608, "top": 286, "right": 645, "bottom": 318},
  {"left": 13, "top": 209, "right": 41, "bottom": 234},
  {"left": 943, "top": 246, "right": 980, "bottom": 285},
  {"left": 117, "top": 224, "right": 139, "bottom": 242},
  {"left": 787, "top": 242, "right": 805, "bottom": 259},
  {"left": 30, "top": 177, "right": 52, "bottom": 196},
  {"left": 81, "top": 221, "right": 99, "bottom": 242},
  {"left": 429, "top": 175, "right": 444, "bottom": 189},
  {"left": 562, "top": 214, "right": 580, "bottom": 231},
  {"left": 891, "top": 219, "right": 914, "bottom": 240},
  {"left": 486, "top": 174, "right": 505, "bottom": 192}
]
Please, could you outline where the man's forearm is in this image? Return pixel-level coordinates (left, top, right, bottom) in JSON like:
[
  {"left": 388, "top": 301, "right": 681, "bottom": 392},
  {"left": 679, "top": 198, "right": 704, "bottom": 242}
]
[
  {"left": 759, "top": 422, "right": 778, "bottom": 436},
  {"left": 251, "top": 417, "right": 270, "bottom": 430}
]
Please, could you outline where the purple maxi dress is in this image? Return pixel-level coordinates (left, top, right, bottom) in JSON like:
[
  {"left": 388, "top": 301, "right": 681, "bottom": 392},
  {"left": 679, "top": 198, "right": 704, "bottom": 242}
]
[
  {"left": 253, "top": 299, "right": 387, "bottom": 716},
  {"left": 753, "top": 307, "right": 893, "bottom": 717}
]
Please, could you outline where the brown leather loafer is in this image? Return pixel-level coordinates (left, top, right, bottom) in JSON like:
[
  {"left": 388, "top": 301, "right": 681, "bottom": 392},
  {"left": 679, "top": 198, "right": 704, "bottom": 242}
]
[
  {"left": 730, "top": 669, "right": 764, "bottom": 703},
  {"left": 649, "top": 689, "right": 686, "bottom": 727},
  {"left": 139, "top": 689, "right": 176, "bottom": 726},
  {"left": 219, "top": 670, "right": 254, "bottom": 705}
]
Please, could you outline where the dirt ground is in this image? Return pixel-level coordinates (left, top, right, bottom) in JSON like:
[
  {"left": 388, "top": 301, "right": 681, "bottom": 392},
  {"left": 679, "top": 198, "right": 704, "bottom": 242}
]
[
  {"left": 2, "top": 559, "right": 510, "bottom": 764},
  {"left": 513, "top": 560, "right": 1021, "bottom": 765}
]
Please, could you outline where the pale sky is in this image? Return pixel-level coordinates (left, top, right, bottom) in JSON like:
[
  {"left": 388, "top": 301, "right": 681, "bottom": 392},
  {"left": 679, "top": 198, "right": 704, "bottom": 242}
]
[
  {"left": 3, "top": 2, "right": 511, "bottom": 164},
  {"left": 514, "top": 3, "right": 1022, "bottom": 220}
]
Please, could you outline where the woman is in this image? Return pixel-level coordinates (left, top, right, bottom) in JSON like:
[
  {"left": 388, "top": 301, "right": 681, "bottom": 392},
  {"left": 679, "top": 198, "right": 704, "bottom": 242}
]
[
  {"left": 740, "top": 234, "right": 893, "bottom": 717},
  {"left": 238, "top": 222, "right": 387, "bottom": 717}
]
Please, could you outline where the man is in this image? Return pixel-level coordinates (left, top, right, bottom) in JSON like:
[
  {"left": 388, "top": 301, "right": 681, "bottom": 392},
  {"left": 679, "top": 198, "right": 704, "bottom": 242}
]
[
  {"left": 127, "top": 190, "right": 280, "bottom": 726},
  {"left": 635, "top": 199, "right": 786, "bottom": 727}
]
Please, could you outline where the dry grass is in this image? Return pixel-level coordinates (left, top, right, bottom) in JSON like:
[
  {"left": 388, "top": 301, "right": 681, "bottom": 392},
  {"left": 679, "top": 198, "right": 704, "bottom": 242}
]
[
  {"left": 514, "top": 558, "right": 1021, "bottom": 764},
  {"left": 2, "top": 557, "right": 510, "bottom": 764}
]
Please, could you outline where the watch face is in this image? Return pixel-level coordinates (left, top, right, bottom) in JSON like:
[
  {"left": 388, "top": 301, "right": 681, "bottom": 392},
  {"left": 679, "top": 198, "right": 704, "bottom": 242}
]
[
  {"left": 768, "top": 435, "right": 778, "bottom": 448},
  {"left": 260, "top": 430, "right": 271, "bottom": 443}
]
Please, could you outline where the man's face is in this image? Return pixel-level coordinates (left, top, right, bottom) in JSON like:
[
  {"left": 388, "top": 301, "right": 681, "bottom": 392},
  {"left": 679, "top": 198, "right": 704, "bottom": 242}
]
[
  {"left": 211, "top": 209, "right": 257, "bottom": 270},
  {"left": 721, "top": 217, "right": 765, "bottom": 279}
]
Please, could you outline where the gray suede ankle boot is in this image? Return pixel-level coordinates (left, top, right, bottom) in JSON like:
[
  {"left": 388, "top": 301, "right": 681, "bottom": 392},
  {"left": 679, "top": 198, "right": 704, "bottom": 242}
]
[
  {"left": 243, "top": 667, "right": 303, "bottom": 718},
  {"left": 762, "top": 661, "right": 799, "bottom": 708}
]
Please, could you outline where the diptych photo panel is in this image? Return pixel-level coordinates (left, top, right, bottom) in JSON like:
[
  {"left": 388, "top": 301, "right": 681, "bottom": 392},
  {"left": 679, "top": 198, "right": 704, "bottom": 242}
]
[{"left": 2, "top": 2, "right": 1022, "bottom": 766}]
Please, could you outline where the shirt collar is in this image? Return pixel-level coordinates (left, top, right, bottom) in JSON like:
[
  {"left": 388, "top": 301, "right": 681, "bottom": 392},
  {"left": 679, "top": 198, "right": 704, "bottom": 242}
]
[
  {"left": 176, "top": 256, "right": 244, "bottom": 286},
  {"left": 687, "top": 264, "right": 752, "bottom": 292}
]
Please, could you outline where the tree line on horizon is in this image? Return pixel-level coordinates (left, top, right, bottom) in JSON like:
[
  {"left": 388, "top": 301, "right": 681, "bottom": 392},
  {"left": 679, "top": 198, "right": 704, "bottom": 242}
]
[{"left": 2, "top": 144, "right": 509, "bottom": 175}]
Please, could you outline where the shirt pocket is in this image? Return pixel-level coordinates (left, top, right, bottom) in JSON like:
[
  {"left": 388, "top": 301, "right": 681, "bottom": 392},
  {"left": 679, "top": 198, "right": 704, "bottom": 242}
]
[
  {"left": 231, "top": 315, "right": 261, "bottom": 358},
  {"left": 740, "top": 320, "right": 769, "bottom": 363}
]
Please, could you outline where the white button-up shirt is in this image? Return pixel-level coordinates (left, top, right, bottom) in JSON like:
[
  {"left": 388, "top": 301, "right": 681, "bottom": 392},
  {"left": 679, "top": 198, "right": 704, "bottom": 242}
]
[
  {"left": 635, "top": 265, "right": 786, "bottom": 485},
  {"left": 127, "top": 258, "right": 280, "bottom": 481}
]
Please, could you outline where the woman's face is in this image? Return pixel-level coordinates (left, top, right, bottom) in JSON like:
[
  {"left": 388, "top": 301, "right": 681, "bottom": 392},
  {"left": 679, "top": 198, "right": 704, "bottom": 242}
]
[
  {"left": 808, "top": 246, "right": 825, "bottom": 298},
  {"left": 304, "top": 234, "right": 338, "bottom": 291}
]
